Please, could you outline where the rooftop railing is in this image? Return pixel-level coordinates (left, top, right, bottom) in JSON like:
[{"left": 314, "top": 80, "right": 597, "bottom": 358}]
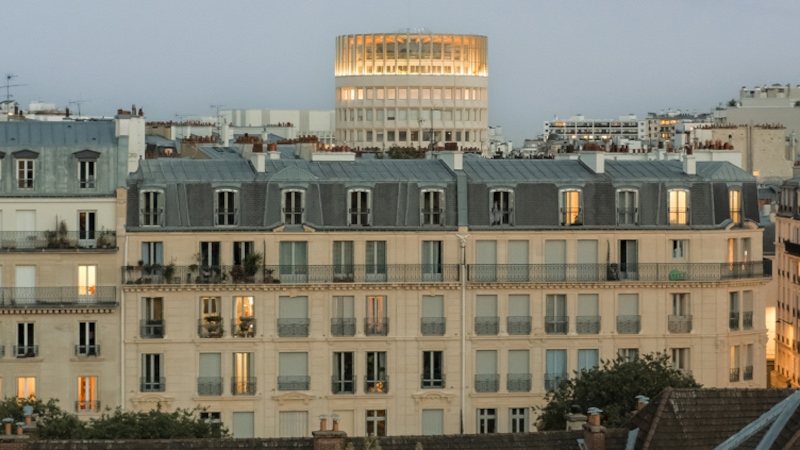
[
  {"left": 0, "top": 287, "right": 117, "bottom": 307},
  {"left": 0, "top": 231, "right": 116, "bottom": 250}
]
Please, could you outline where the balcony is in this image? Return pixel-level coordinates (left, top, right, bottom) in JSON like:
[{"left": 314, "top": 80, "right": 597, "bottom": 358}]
[
  {"left": 14, "top": 345, "right": 38, "bottom": 358},
  {"left": 668, "top": 315, "right": 693, "bottom": 333},
  {"left": 332, "top": 376, "right": 356, "bottom": 394},
  {"left": 617, "top": 315, "right": 641, "bottom": 334},
  {"left": 75, "top": 401, "right": 101, "bottom": 413},
  {"left": 785, "top": 241, "right": 800, "bottom": 258},
  {"left": 365, "top": 377, "right": 389, "bottom": 394},
  {"left": 231, "top": 317, "right": 256, "bottom": 338},
  {"left": 197, "top": 377, "right": 223, "bottom": 396},
  {"left": 545, "top": 373, "right": 566, "bottom": 392},
  {"left": 730, "top": 368, "right": 740, "bottom": 382},
  {"left": 576, "top": 316, "right": 601, "bottom": 334},
  {"left": 140, "top": 377, "right": 165, "bottom": 392},
  {"left": 198, "top": 317, "right": 225, "bottom": 338},
  {"left": 743, "top": 311, "right": 753, "bottom": 330},
  {"left": 232, "top": 377, "right": 258, "bottom": 395},
  {"left": 140, "top": 320, "right": 164, "bottom": 339},
  {"left": 331, "top": 318, "right": 356, "bottom": 337},
  {"left": 0, "top": 230, "right": 116, "bottom": 251},
  {"left": 466, "top": 262, "right": 765, "bottom": 283},
  {"left": 122, "top": 264, "right": 460, "bottom": 285},
  {"left": 74, "top": 344, "right": 100, "bottom": 357},
  {"left": 730, "top": 312, "right": 740, "bottom": 331},
  {"left": 0, "top": 286, "right": 117, "bottom": 308},
  {"left": 278, "top": 318, "right": 310, "bottom": 337},
  {"left": 475, "top": 316, "right": 500, "bottom": 335},
  {"left": 421, "top": 317, "right": 446, "bottom": 336},
  {"left": 365, "top": 318, "right": 389, "bottom": 336},
  {"left": 421, "top": 374, "right": 445, "bottom": 389},
  {"left": 474, "top": 374, "right": 499, "bottom": 393},
  {"left": 545, "top": 316, "right": 569, "bottom": 335},
  {"left": 507, "top": 373, "right": 532, "bottom": 392},
  {"left": 507, "top": 316, "right": 532, "bottom": 335},
  {"left": 744, "top": 365, "right": 753, "bottom": 380}
]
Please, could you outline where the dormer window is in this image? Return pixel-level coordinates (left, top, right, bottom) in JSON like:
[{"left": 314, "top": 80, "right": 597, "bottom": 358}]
[
  {"left": 421, "top": 190, "right": 444, "bottom": 225},
  {"left": 140, "top": 191, "right": 163, "bottom": 226},
  {"left": 215, "top": 190, "right": 238, "bottom": 226},
  {"left": 729, "top": 189, "right": 742, "bottom": 223},
  {"left": 560, "top": 189, "right": 582, "bottom": 226},
  {"left": 348, "top": 189, "right": 371, "bottom": 226},
  {"left": 283, "top": 190, "right": 304, "bottom": 225},
  {"left": 17, "top": 160, "right": 34, "bottom": 189},
  {"left": 668, "top": 189, "right": 689, "bottom": 225},
  {"left": 79, "top": 160, "right": 96, "bottom": 189},
  {"left": 617, "top": 189, "right": 638, "bottom": 225},
  {"left": 490, "top": 189, "right": 513, "bottom": 226}
]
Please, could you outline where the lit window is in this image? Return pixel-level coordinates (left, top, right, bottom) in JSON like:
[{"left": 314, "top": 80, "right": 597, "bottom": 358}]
[
  {"left": 366, "top": 410, "right": 386, "bottom": 436},
  {"left": 17, "top": 377, "right": 35, "bottom": 401},
  {"left": 77, "top": 376, "right": 98, "bottom": 411},
  {"left": 78, "top": 265, "right": 97, "bottom": 301},
  {"left": 729, "top": 189, "right": 742, "bottom": 223},
  {"left": 560, "top": 189, "right": 582, "bottom": 226},
  {"left": 233, "top": 296, "right": 255, "bottom": 338},
  {"left": 348, "top": 190, "right": 371, "bottom": 226},
  {"left": 365, "top": 351, "right": 388, "bottom": 393},
  {"left": 233, "top": 352, "right": 255, "bottom": 395},
  {"left": 17, "top": 159, "right": 34, "bottom": 189},
  {"left": 668, "top": 189, "right": 689, "bottom": 225}
]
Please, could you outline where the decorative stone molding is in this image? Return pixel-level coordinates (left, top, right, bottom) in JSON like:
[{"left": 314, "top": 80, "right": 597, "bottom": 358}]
[
  {"left": 0, "top": 307, "right": 116, "bottom": 315},
  {"left": 272, "top": 391, "right": 315, "bottom": 406},
  {"left": 412, "top": 390, "right": 455, "bottom": 405},
  {"left": 131, "top": 394, "right": 174, "bottom": 409}
]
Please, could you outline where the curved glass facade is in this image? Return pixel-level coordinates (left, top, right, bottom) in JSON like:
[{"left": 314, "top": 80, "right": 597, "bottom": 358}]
[{"left": 335, "top": 34, "right": 488, "bottom": 77}]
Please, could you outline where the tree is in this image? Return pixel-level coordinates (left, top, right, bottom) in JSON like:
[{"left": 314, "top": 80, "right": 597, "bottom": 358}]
[
  {"left": 386, "top": 146, "right": 425, "bottom": 159},
  {"left": 727, "top": 99, "right": 738, "bottom": 108},
  {"left": 537, "top": 352, "right": 701, "bottom": 430}
]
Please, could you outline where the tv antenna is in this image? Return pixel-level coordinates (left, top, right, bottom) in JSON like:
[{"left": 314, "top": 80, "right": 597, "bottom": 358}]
[
  {"left": 210, "top": 104, "right": 225, "bottom": 117},
  {"left": 68, "top": 95, "right": 91, "bottom": 118},
  {"left": 2, "top": 74, "right": 26, "bottom": 102}
]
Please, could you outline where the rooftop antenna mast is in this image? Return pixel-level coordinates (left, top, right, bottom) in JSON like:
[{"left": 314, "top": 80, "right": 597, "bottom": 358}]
[
  {"left": 2, "top": 74, "right": 27, "bottom": 102},
  {"left": 210, "top": 104, "right": 225, "bottom": 117},
  {"left": 68, "top": 95, "right": 91, "bottom": 118}
]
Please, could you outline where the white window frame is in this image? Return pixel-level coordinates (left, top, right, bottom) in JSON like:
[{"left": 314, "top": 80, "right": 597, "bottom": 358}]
[
  {"left": 140, "top": 190, "right": 164, "bottom": 227},
  {"left": 671, "top": 239, "right": 688, "bottom": 260},
  {"left": 17, "top": 376, "right": 35, "bottom": 400},
  {"left": 421, "top": 189, "right": 445, "bottom": 226},
  {"left": 78, "top": 321, "right": 97, "bottom": 356},
  {"left": 421, "top": 350, "right": 444, "bottom": 388},
  {"left": 477, "top": 408, "right": 497, "bottom": 434},
  {"left": 78, "top": 265, "right": 97, "bottom": 301},
  {"left": 215, "top": 189, "right": 238, "bottom": 226},
  {"left": 560, "top": 188, "right": 583, "bottom": 226},
  {"left": 509, "top": 407, "right": 528, "bottom": 433},
  {"left": 490, "top": 189, "right": 514, "bottom": 226},
  {"left": 616, "top": 189, "right": 638, "bottom": 225},
  {"left": 17, "top": 159, "right": 34, "bottom": 189},
  {"left": 348, "top": 189, "right": 371, "bottom": 226},
  {"left": 366, "top": 410, "right": 386, "bottom": 436},
  {"left": 282, "top": 189, "right": 305, "bottom": 225},
  {"left": 78, "top": 160, "right": 96, "bottom": 189},
  {"left": 668, "top": 189, "right": 690, "bottom": 225},
  {"left": 141, "top": 353, "right": 164, "bottom": 392}
]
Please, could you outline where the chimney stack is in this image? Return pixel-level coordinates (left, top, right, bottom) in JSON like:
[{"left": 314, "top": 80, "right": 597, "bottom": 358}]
[
  {"left": 583, "top": 408, "right": 606, "bottom": 450},
  {"left": 635, "top": 395, "right": 649, "bottom": 411},
  {"left": 581, "top": 148, "right": 605, "bottom": 174},
  {"left": 3, "top": 418, "right": 13, "bottom": 435},
  {"left": 683, "top": 154, "right": 696, "bottom": 175},
  {"left": 319, "top": 414, "right": 327, "bottom": 432},
  {"left": 313, "top": 413, "right": 347, "bottom": 450}
]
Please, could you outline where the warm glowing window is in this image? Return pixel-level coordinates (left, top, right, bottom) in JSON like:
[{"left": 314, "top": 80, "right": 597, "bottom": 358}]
[
  {"left": 366, "top": 351, "right": 387, "bottom": 393},
  {"left": 234, "top": 296, "right": 255, "bottom": 337},
  {"left": 376, "top": 88, "right": 384, "bottom": 100},
  {"left": 349, "top": 88, "right": 355, "bottom": 100},
  {"left": 77, "top": 376, "right": 97, "bottom": 411},
  {"left": 366, "top": 410, "right": 386, "bottom": 436},
  {"left": 668, "top": 190, "right": 689, "bottom": 225},
  {"left": 560, "top": 190, "right": 582, "bottom": 225},
  {"left": 357, "top": 88, "right": 363, "bottom": 100},
  {"left": 729, "top": 190, "right": 742, "bottom": 223},
  {"left": 17, "top": 377, "right": 35, "bottom": 400},
  {"left": 233, "top": 352, "right": 254, "bottom": 394},
  {"left": 78, "top": 265, "right": 97, "bottom": 299}
]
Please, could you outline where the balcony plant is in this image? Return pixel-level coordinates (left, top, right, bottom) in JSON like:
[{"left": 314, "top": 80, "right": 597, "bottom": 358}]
[
  {"left": 230, "top": 265, "right": 245, "bottom": 283},
  {"left": 97, "top": 228, "right": 113, "bottom": 248},
  {"left": 265, "top": 268, "right": 276, "bottom": 283},
  {"left": 243, "top": 252, "right": 263, "bottom": 283},
  {"left": 163, "top": 262, "right": 176, "bottom": 284},
  {"left": 203, "top": 315, "right": 223, "bottom": 337}
]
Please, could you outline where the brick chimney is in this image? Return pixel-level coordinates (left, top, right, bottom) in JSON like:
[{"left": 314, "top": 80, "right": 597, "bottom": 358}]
[
  {"left": 313, "top": 414, "right": 347, "bottom": 450},
  {"left": 635, "top": 395, "right": 649, "bottom": 411},
  {"left": 582, "top": 407, "right": 605, "bottom": 450}
]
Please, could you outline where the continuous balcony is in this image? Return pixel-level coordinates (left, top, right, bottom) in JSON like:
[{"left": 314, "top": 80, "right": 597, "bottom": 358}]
[
  {"left": 0, "top": 231, "right": 116, "bottom": 251},
  {"left": 0, "top": 287, "right": 117, "bottom": 308},
  {"left": 122, "top": 264, "right": 460, "bottom": 285}
]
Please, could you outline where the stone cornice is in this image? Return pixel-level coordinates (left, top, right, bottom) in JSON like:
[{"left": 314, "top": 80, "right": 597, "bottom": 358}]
[{"left": 0, "top": 307, "right": 116, "bottom": 315}]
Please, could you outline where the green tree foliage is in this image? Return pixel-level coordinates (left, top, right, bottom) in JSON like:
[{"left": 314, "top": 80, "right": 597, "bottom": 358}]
[
  {"left": 386, "top": 146, "right": 425, "bottom": 159},
  {"left": 727, "top": 99, "right": 738, "bottom": 107},
  {"left": 0, "top": 397, "right": 227, "bottom": 439},
  {"left": 537, "top": 352, "right": 701, "bottom": 430}
]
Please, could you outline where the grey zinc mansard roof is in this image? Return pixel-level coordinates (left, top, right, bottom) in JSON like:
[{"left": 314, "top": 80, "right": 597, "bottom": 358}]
[
  {"left": 258, "top": 159, "right": 456, "bottom": 182},
  {"left": 605, "top": 160, "right": 755, "bottom": 182},
  {"left": 0, "top": 120, "right": 118, "bottom": 147}
]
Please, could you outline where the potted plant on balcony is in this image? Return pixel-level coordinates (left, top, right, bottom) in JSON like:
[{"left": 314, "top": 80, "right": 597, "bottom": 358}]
[
  {"left": 243, "top": 252, "right": 263, "bottom": 283},
  {"left": 57, "top": 220, "right": 71, "bottom": 248},
  {"left": 230, "top": 265, "right": 245, "bottom": 283},
  {"left": 163, "top": 262, "right": 176, "bottom": 284},
  {"left": 204, "top": 315, "right": 223, "bottom": 337},
  {"left": 265, "top": 268, "right": 276, "bottom": 283},
  {"left": 97, "top": 228, "right": 113, "bottom": 249}
]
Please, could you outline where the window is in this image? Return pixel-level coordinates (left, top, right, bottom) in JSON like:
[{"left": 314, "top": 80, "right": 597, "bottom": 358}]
[
  {"left": 17, "top": 377, "right": 35, "bottom": 400},
  {"left": 421, "top": 351, "right": 444, "bottom": 388},
  {"left": 17, "top": 159, "right": 34, "bottom": 189},
  {"left": 422, "top": 410, "right": 444, "bottom": 435},
  {"left": 421, "top": 240, "right": 443, "bottom": 282},
  {"left": 669, "top": 293, "right": 692, "bottom": 333},
  {"left": 366, "top": 351, "right": 388, "bottom": 393},
  {"left": 490, "top": 189, "right": 513, "bottom": 225},
  {"left": 140, "top": 191, "right": 163, "bottom": 226},
  {"left": 617, "top": 294, "right": 640, "bottom": 334},
  {"left": 141, "top": 353, "right": 164, "bottom": 392},
  {"left": 671, "top": 240, "right": 688, "bottom": 260},
  {"left": 278, "top": 352, "right": 310, "bottom": 390},
  {"left": 141, "top": 297, "right": 164, "bottom": 338},
  {"left": 421, "top": 190, "right": 444, "bottom": 225},
  {"left": 668, "top": 189, "right": 689, "bottom": 225},
  {"left": 78, "top": 211, "right": 96, "bottom": 244},
  {"left": 560, "top": 189, "right": 582, "bottom": 225},
  {"left": 475, "top": 350, "right": 499, "bottom": 392},
  {"left": 743, "top": 291, "right": 753, "bottom": 330},
  {"left": 78, "top": 265, "right": 97, "bottom": 301},
  {"left": 16, "top": 323, "right": 36, "bottom": 358},
  {"left": 366, "top": 295, "right": 388, "bottom": 336},
  {"left": 578, "top": 349, "right": 599, "bottom": 373},
  {"left": 199, "top": 297, "right": 223, "bottom": 338},
  {"left": 282, "top": 190, "right": 304, "bottom": 225},
  {"left": 348, "top": 190, "right": 371, "bottom": 226},
  {"left": 78, "top": 160, "right": 96, "bottom": 189},
  {"left": 576, "top": 294, "right": 600, "bottom": 334},
  {"left": 233, "top": 296, "right": 255, "bottom": 338},
  {"left": 232, "top": 412, "right": 255, "bottom": 438},
  {"left": 365, "top": 241, "right": 386, "bottom": 282},
  {"left": 279, "top": 241, "right": 308, "bottom": 283},
  {"left": 233, "top": 352, "right": 255, "bottom": 395},
  {"left": 421, "top": 295, "right": 445, "bottom": 336},
  {"left": 332, "top": 296, "right": 355, "bottom": 336},
  {"left": 510, "top": 408, "right": 528, "bottom": 433},
  {"left": 141, "top": 242, "right": 163, "bottom": 265},
  {"left": 618, "top": 348, "right": 639, "bottom": 362},
  {"left": 545, "top": 349, "right": 567, "bottom": 391},
  {"left": 77, "top": 322, "right": 98, "bottom": 356},
  {"left": 729, "top": 189, "right": 742, "bottom": 223},
  {"left": 618, "top": 240, "right": 638, "bottom": 279},
  {"left": 233, "top": 241, "right": 254, "bottom": 266},
  {"left": 617, "top": 189, "right": 638, "bottom": 225},
  {"left": 333, "top": 352, "right": 355, "bottom": 394},
  {"left": 279, "top": 411, "right": 309, "bottom": 437},
  {"left": 507, "top": 350, "right": 531, "bottom": 392},
  {"left": 477, "top": 409, "right": 496, "bottom": 434},
  {"left": 545, "top": 295, "right": 568, "bottom": 334},
  {"left": 730, "top": 292, "right": 740, "bottom": 331},
  {"left": 278, "top": 296, "right": 309, "bottom": 337},
  {"left": 366, "top": 410, "right": 386, "bottom": 436},
  {"left": 200, "top": 412, "right": 221, "bottom": 423},
  {"left": 671, "top": 348, "right": 691, "bottom": 373},
  {"left": 730, "top": 346, "right": 741, "bottom": 382},
  {"left": 333, "top": 241, "right": 354, "bottom": 280},
  {"left": 77, "top": 376, "right": 98, "bottom": 411},
  {"left": 475, "top": 295, "right": 499, "bottom": 335},
  {"left": 215, "top": 190, "right": 238, "bottom": 226},
  {"left": 198, "top": 353, "right": 222, "bottom": 396},
  {"left": 744, "top": 344, "right": 754, "bottom": 380}
]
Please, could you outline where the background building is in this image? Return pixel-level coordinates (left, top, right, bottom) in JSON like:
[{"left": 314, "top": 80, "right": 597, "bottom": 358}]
[
  {"left": 334, "top": 31, "right": 489, "bottom": 153},
  {"left": 543, "top": 115, "right": 642, "bottom": 142}
]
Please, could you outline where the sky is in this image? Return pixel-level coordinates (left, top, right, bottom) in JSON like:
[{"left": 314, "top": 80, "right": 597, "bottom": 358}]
[{"left": 3, "top": 0, "right": 800, "bottom": 145}]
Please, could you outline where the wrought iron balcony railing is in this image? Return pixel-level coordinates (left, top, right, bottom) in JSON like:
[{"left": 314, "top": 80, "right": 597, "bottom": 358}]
[
  {"left": 364, "top": 377, "right": 389, "bottom": 394},
  {"left": 576, "top": 316, "right": 601, "bottom": 334},
  {"left": 197, "top": 377, "right": 223, "bottom": 396},
  {"left": 507, "top": 373, "right": 532, "bottom": 392},
  {"left": 365, "top": 318, "right": 389, "bottom": 336},
  {"left": 0, "top": 230, "right": 116, "bottom": 250},
  {"left": 277, "top": 376, "right": 309, "bottom": 391},
  {"left": 421, "top": 374, "right": 445, "bottom": 389},
  {"left": 545, "top": 316, "right": 569, "bottom": 335},
  {"left": 15, "top": 345, "right": 38, "bottom": 358},
  {"left": 474, "top": 374, "right": 499, "bottom": 393},
  {"left": 140, "top": 377, "right": 165, "bottom": 392},
  {"left": 231, "top": 318, "right": 256, "bottom": 338},
  {"left": 730, "top": 312, "right": 740, "bottom": 331},
  {"left": 730, "top": 368, "right": 740, "bottom": 382},
  {"left": 198, "top": 318, "right": 225, "bottom": 338},
  {"left": 617, "top": 315, "right": 641, "bottom": 334},
  {"left": 743, "top": 311, "right": 753, "bottom": 330},
  {"left": 140, "top": 320, "right": 164, "bottom": 338},
  {"left": 75, "top": 344, "right": 100, "bottom": 357},
  {"left": 545, "top": 373, "right": 566, "bottom": 392},
  {"left": 122, "top": 264, "right": 460, "bottom": 285},
  {"left": 475, "top": 316, "right": 500, "bottom": 336},
  {"left": 232, "top": 377, "right": 257, "bottom": 395},
  {"left": 278, "top": 318, "right": 310, "bottom": 337},
  {"left": 421, "top": 317, "right": 446, "bottom": 336},
  {"left": 668, "top": 315, "right": 692, "bottom": 333},
  {"left": 0, "top": 286, "right": 117, "bottom": 307},
  {"left": 332, "top": 376, "right": 356, "bottom": 394},
  {"left": 744, "top": 365, "right": 753, "bottom": 380},
  {"left": 75, "top": 401, "right": 101, "bottom": 412},
  {"left": 507, "top": 316, "right": 532, "bottom": 335},
  {"left": 331, "top": 318, "right": 356, "bottom": 337}
]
